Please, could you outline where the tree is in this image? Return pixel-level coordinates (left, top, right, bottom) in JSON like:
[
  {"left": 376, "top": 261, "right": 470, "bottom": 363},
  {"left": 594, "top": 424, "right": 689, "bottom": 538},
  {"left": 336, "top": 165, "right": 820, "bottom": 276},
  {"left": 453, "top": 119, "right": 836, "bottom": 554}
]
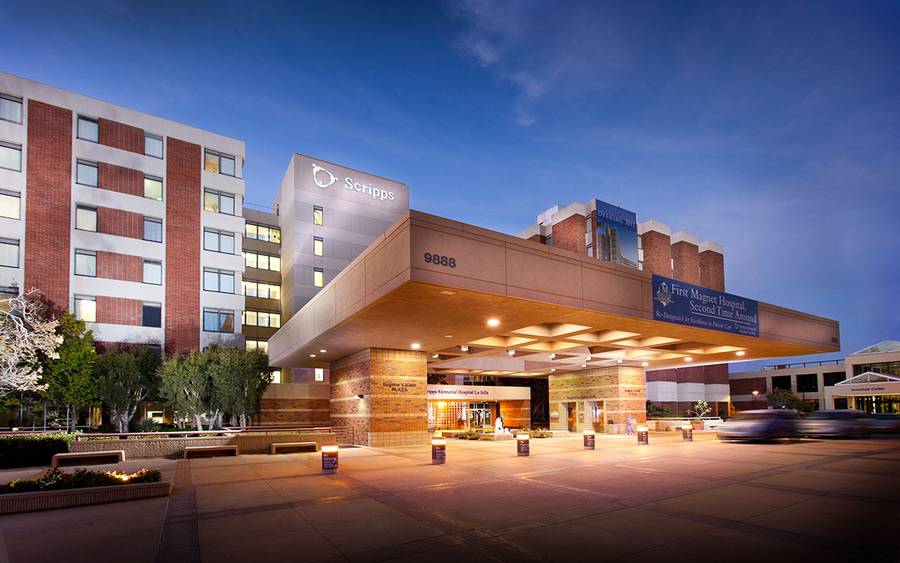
[
  {"left": 158, "top": 352, "right": 208, "bottom": 431},
  {"left": 95, "top": 348, "right": 161, "bottom": 432},
  {"left": 39, "top": 314, "right": 98, "bottom": 431},
  {"left": 207, "top": 347, "right": 272, "bottom": 428},
  {"left": 0, "top": 290, "right": 62, "bottom": 395},
  {"left": 689, "top": 400, "right": 711, "bottom": 419},
  {"left": 767, "top": 388, "right": 813, "bottom": 413},
  {"left": 646, "top": 400, "right": 672, "bottom": 418}
]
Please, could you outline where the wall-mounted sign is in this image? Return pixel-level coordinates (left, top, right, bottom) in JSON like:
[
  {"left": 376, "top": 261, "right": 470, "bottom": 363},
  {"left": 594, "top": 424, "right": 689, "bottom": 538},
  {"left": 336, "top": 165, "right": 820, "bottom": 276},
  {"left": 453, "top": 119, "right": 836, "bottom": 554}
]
[
  {"left": 312, "top": 162, "right": 395, "bottom": 202},
  {"left": 652, "top": 274, "right": 759, "bottom": 337},
  {"left": 595, "top": 200, "right": 638, "bottom": 269},
  {"left": 426, "top": 384, "right": 530, "bottom": 402}
]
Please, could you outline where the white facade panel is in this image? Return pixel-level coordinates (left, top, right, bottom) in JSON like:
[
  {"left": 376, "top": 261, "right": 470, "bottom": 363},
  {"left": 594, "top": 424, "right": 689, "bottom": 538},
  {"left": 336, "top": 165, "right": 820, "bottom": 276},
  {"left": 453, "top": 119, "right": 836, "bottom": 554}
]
[
  {"left": 201, "top": 291, "right": 244, "bottom": 315},
  {"left": 645, "top": 381, "right": 678, "bottom": 402},
  {"left": 71, "top": 276, "right": 164, "bottom": 303},
  {"left": 72, "top": 231, "right": 165, "bottom": 261},
  {"left": 202, "top": 211, "right": 245, "bottom": 237},
  {"left": 74, "top": 139, "right": 166, "bottom": 178},
  {"left": 87, "top": 323, "right": 163, "bottom": 345},
  {"left": 704, "top": 383, "right": 731, "bottom": 402},
  {"left": 202, "top": 170, "right": 245, "bottom": 196},
  {"left": 201, "top": 332, "right": 243, "bottom": 349},
  {"left": 73, "top": 184, "right": 165, "bottom": 218},
  {"left": 676, "top": 382, "right": 707, "bottom": 402}
]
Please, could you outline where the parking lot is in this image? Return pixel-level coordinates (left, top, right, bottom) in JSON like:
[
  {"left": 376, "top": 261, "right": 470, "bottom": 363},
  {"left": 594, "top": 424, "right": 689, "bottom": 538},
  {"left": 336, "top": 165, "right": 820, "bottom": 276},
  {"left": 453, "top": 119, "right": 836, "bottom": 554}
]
[{"left": 1, "top": 432, "right": 899, "bottom": 562}]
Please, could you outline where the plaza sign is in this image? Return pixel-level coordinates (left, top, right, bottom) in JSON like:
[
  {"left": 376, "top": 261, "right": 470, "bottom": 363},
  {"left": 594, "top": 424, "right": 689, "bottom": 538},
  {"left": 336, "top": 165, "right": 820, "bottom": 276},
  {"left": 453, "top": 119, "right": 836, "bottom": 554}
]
[
  {"left": 312, "top": 162, "right": 395, "bottom": 202},
  {"left": 652, "top": 274, "right": 759, "bottom": 337}
]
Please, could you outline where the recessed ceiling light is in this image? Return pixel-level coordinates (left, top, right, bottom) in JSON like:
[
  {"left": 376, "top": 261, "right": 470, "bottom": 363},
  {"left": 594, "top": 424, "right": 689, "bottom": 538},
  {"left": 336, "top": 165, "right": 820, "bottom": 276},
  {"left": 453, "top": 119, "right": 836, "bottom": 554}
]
[
  {"left": 581, "top": 363, "right": 587, "bottom": 368},
  {"left": 460, "top": 345, "right": 469, "bottom": 352},
  {"left": 411, "top": 343, "right": 421, "bottom": 350},
  {"left": 431, "top": 353, "right": 439, "bottom": 359},
  {"left": 439, "top": 290, "right": 456, "bottom": 295},
  {"left": 444, "top": 334, "right": 453, "bottom": 338},
  {"left": 683, "top": 356, "right": 692, "bottom": 362},
  {"left": 309, "top": 354, "right": 316, "bottom": 358},
  {"left": 548, "top": 353, "right": 556, "bottom": 360},
  {"left": 736, "top": 351, "right": 746, "bottom": 356},
  {"left": 616, "top": 359, "right": 623, "bottom": 364},
  {"left": 641, "top": 362, "right": 649, "bottom": 367},
  {"left": 486, "top": 318, "right": 500, "bottom": 327},
  {"left": 319, "top": 349, "right": 327, "bottom": 353},
  {"left": 550, "top": 368, "right": 556, "bottom": 372},
  {"left": 507, "top": 350, "right": 516, "bottom": 356}
]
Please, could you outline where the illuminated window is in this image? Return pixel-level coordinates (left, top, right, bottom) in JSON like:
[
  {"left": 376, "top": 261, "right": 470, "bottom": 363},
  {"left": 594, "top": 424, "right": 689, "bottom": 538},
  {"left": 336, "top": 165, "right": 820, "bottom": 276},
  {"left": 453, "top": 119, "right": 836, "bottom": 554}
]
[
  {"left": 313, "top": 236, "right": 323, "bottom": 257},
  {"left": 313, "top": 267, "right": 324, "bottom": 288},
  {"left": 77, "top": 116, "right": 98, "bottom": 143},
  {"left": 0, "top": 142, "right": 21, "bottom": 172},
  {"left": 76, "top": 160, "right": 97, "bottom": 187},
  {"left": 204, "top": 149, "right": 236, "bottom": 177},
  {"left": 242, "top": 311, "right": 280, "bottom": 328},
  {"left": 144, "top": 133, "right": 163, "bottom": 159},
  {"left": 74, "top": 249, "right": 96, "bottom": 277},
  {"left": 271, "top": 370, "right": 281, "bottom": 384},
  {"left": 245, "top": 222, "right": 280, "bottom": 244},
  {"left": 144, "top": 176, "right": 163, "bottom": 201},
  {"left": 313, "top": 205, "right": 324, "bottom": 226},
  {"left": 204, "top": 189, "right": 235, "bottom": 215},
  {"left": 315, "top": 368, "right": 324, "bottom": 382},
  {"left": 0, "top": 238, "right": 19, "bottom": 268},
  {"left": 75, "top": 295, "right": 96, "bottom": 322},
  {"left": 246, "top": 339, "right": 269, "bottom": 353},
  {"left": 0, "top": 94, "right": 22, "bottom": 124},
  {"left": 75, "top": 206, "right": 97, "bottom": 232},
  {"left": 0, "top": 190, "right": 20, "bottom": 220},
  {"left": 242, "top": 280, "right": 280, "bottom": 300}
]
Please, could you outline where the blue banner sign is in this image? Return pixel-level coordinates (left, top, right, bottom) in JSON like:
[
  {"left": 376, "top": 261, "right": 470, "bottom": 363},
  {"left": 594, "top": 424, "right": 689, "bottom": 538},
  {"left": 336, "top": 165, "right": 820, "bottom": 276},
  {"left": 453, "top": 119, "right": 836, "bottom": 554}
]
[
  {"left": 595, "top": 200, "right": 639, "bottom": 269},
  {"left": 652, "top": 275, "right": 759, "bottom": 337}
]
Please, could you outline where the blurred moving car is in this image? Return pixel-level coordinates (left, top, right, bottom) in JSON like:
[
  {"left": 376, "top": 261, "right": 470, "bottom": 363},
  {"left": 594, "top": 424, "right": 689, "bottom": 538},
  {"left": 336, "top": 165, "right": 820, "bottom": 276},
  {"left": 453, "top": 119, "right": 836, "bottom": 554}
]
[
  {"left": 868, "top": 413, "right": 900, "bottom": 434},
  {"left": 797, "top": 409, "right": 871, "bottom": 438},
  {"left": 717, "top": 409, "right": 799, "bottom": 441}
]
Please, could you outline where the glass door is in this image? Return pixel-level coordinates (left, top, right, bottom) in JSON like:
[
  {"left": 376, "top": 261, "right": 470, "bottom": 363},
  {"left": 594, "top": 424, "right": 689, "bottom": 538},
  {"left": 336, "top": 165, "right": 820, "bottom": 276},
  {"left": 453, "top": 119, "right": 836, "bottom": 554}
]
[{"left": 467, "top": 402, "right": 493, "bottom": 429}]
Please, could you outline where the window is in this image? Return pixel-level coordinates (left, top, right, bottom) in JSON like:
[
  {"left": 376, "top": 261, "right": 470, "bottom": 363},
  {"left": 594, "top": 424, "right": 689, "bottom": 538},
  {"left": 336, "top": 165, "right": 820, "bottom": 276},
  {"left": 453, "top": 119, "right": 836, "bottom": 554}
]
[
  {"left": 203, "top": 228, "right": 235, "bottom": 254},
  {"left": 0, "top": 190, "right": 20, "bottom": 219},
  {"left": 313, "top": 236, "right": 323, "bottom": 257},
  {"left": 203, "top": 189, "right": 236, "bottom": 216},
  {"left": 76, "top": 160, "right": 98, "bottom": 187},
  {"left": 824, "top": 372, "right": 846, "bottom": 387},
  {"left": 76, "top": 205, "right": 98, "bottom": 232},
  {"left": 144, "top": 133, "right": 163, "bottom": 159},
  {"left": 203, "top": 308, "right": 234, "bottom": 333},
  {"left": 244, "top": 251, "right": 280, "bottom": 271},
  {"left": 0, "top": 94, "right": 22, "bottom": 124},
  {"left": 313, "top": 267, "right": 324, "bottom": 288},
  {"left": 242, "top": 280, "right": 280, "bottom": 300},
  {"left": 246, "top": 339, "right": 269, "bottom": 353},
  {"left": 203, "top": 268, "right": 235, "bottom": 293},
  {"left": 771, "top": 375, "right": 792, "bottom": 391},
  {"left": 315, "top": 368, "right": 324, "bottom": 382},
  {"left": 204, "top": 149, "right": 236, "bottom": 176},
  {"left": 245, "top": 222, "right": 280, "bottom": 243},
  {"left": 0, "top": 238, "right": 19, "bottom": 268},
  {"left": 77, "top": 116, "right": 99, "bottom": 142},
  {"left": 143, "top": 260, "right": 162, "bottom": 285},
  {"left": 796, "top": 373, "right": 818, "bottom": 393},
  {"left": 242, "top": 310, "right": 281, "bottom": 328},
  {"left": 74, "top": 249, "right": 96, "bottom": 277},
  {"left": 144, "top": 176, "right": 163, "bottom": 201},
  {"left": 0, "top": 142, "right": 22, "bottom": 172},
  {"left": 74, "top": 296, "right": 96, "bottom": 322},
  {"left": 143, "top": 217, "right": 163, "bottom": 242},
  {"left": 313, "top": 206, "right": 324, "bottom": 226},
  {"left": 142, "top": 302, "right": 161, "bottom": 328}
]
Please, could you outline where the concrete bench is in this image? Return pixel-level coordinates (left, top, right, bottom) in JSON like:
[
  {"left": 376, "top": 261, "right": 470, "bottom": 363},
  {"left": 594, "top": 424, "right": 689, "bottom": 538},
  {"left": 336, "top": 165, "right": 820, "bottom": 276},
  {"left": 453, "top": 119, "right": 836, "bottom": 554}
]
[
  {"left": 183, "top": 445, "right": 239, "bottom": 459},
  {"left": 52, "top": 450, "right": 125, "bottom": 469},
  {"left": 269, "top": 441, "right": 319, "bottom": 454}
]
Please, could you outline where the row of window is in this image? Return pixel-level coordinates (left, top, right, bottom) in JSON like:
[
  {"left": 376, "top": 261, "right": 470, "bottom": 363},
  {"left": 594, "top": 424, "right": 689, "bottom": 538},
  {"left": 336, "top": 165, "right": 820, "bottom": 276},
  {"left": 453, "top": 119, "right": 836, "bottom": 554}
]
[
  {"left": 74, "top": 250, "right": 162, "bottom": 284},
  {"left": 75, "top": 205, "right": 163, "bottom": 242},
  {"left": 76, "top": 160, "right": 163, "bottom": 201},
  {"left": 74, "top": 295, "right": 161, "bottom": 328},
  {"left": 243, "top": 310, "right": 281, "bottom": 328},
  {"left": 244, "top": 251, "right": 280, "bottom": 271},
  {"left": 76, "top": 115, "right": 164, "bottom": 159},
  {"left": 242, "top": 280, "right": 280, "bottom": 299},
  {"left": 245, "top": 222, "right": 281, "bottom": 243}
]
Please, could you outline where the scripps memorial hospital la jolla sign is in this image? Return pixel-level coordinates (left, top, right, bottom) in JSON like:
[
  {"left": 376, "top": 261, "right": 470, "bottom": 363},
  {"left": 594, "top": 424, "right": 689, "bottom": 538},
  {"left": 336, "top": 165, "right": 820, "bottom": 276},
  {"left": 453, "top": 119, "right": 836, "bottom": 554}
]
[
  {"left": 652, "top": 274, "right": 759, "bottom": 337},
  {"left": 312, "top": 162, "right": 396, "bottom": 202}
]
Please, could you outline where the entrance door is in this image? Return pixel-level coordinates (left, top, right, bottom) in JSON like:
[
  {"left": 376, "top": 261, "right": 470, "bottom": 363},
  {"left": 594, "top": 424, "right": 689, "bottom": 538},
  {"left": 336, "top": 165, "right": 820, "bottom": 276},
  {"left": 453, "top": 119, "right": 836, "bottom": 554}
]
[
  {"left": 565, "top": 402, "right": 577, "bottom": 432},
  {"left": 467, "top": 402, "right": 493, "bottom": 429},
  {"left": 590, "top": 401, "right": 605, "bottom": 433}
]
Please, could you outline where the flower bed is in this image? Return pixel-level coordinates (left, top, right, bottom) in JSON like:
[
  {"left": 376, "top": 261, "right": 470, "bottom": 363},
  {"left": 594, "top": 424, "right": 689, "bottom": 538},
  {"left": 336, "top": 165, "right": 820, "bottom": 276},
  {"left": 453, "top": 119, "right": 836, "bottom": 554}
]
[{"left": 0, "top": 468, "right": 161, "bottom": 494}]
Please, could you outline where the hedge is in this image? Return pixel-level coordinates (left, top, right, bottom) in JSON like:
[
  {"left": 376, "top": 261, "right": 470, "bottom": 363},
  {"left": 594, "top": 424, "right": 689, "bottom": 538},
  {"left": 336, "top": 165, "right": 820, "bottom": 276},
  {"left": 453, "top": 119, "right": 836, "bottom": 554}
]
[
  {"left": 0, "top": 468, "right": 161, "bottom": 494},
  {"left": 0, "top": 433, "right": 74, "bottom": 469}
]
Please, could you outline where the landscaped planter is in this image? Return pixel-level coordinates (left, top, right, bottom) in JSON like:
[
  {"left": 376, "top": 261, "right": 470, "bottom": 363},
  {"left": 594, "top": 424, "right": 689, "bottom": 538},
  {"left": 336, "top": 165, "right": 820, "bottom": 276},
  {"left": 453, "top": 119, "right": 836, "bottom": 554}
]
[
  {"left": 0, "top": 481, "right": 172, "bottom": 514},
  {"left": 691, "top": 421, "right": 704, "bottom": 430}
]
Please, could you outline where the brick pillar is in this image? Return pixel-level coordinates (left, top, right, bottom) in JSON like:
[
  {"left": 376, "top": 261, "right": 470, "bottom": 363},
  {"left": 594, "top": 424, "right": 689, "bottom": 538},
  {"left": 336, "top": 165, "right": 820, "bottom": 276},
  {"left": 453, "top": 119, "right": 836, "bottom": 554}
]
[
  {"left": 699, "top": 241, "right": 725, "bottom": 291},
  {"left": 638, "top": 220, "right": 672, "bottom": 277},
  {"left": 329, "top": 348, "right": 428, "bottom": 447},
  {"left": 548, "top": 366, "right": 645, "bottom": 434},
  {"left": 671, "top": 231, "right": 700, "bottom": 284},
  {"left": 550, "top": 213, "right": 585, "bottom": 254},
  {"left": 25, "top": 100, "right": 72, "bottom": 309}
]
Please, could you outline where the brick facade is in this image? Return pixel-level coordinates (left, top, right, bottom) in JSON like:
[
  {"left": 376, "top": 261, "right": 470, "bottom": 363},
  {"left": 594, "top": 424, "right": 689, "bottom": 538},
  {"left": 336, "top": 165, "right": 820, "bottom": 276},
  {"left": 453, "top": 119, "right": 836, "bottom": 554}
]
[
  {"left": 96, "top": 251, "right": 143, "bottom": 282},
  {"left": 98, "top": 162, "right": 143, "bottom": 197},
  {"left": 730, "top": 377, "right": 767, "bottom": 396},
  {"left": 259, "top": 398, "right": 331, "bottom": 425},
  {"left": 24, "top": 100, "right": 72, "bottom": 309},
  {"left": 165, "top": 138, "right": 201, "bottom": 354},
  {"left": 699, "top": 249, "right": 725, "bottom": 291},
  {"left": 671, "top": 240, "right": 700, "bottom": 284},
  {"left": 550, "top": 213, "right": 585, "bottom": 254},
  {"left": 548, "top": 366, "right": 646, "bottom": 433},
  {"left": 499, "top": 399, "right": 531, "bottom": 429},
  {"left": 97, "top": 207, "right": 144, "bottom": 239},
  {"left": 96, "top": 296, "right": 142, "bottom": 326},
  {"left": 98, "top": 118, "right": 144, "bottom": 154},
  {"left": 640, "top": 230, "right": 672, "bottom": 277}
]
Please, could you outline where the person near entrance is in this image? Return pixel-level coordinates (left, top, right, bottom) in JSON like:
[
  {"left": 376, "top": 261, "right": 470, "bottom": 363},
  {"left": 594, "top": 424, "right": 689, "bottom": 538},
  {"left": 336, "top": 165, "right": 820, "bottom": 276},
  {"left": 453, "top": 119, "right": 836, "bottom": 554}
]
[{"left": 625, "top": 415, "right": 636, "bottom": 435}]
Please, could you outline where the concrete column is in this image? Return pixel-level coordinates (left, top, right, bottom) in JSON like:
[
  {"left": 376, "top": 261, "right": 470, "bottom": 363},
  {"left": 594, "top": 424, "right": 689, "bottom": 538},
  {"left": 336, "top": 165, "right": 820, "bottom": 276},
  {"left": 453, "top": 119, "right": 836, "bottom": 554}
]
[
  {"left": 329, "top": 348, "right": 429, "bottom": 447},
  {"left": 548, "top": 366, "right": 645, "bottom": 434},
  {"left": 671, "top": 231, "right": 700, "bottom": 284},
  {"left": 638, "top": 220, "right": 672, "bottom": 277},
  {"left": 699, "top": 241, "right": 725, "bottom": 291}
]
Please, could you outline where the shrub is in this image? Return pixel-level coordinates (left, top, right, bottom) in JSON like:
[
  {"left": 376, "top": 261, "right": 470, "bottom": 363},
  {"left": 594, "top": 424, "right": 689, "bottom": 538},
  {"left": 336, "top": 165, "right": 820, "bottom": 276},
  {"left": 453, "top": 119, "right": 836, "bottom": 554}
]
[
  {"left": 522, "top": 428, "right": 552, "bottom": 438},
  {"left": 135, "top": 419, "right": 162, "bottom": 433},
  {"left": 0, "top": 468, "right": 161, "bottom": 494},
  {"left": 456, "top": 430, "right": 481, "bottom": 440},
  {"left": 0, "top": 433, "right": 74, "bottom": 469}
]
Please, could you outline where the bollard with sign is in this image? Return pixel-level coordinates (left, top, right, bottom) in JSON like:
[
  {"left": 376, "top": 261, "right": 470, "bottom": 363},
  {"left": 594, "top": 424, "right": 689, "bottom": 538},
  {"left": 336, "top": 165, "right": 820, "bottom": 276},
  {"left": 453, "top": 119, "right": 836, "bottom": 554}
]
[
  {"left": 516, "top": 433, "right": 530, "bottom": 456},
  {"left": 431, "top": 437, "right": 446, "bottom": 464},
  {"left": 321, "top": 445, "right": 339, "bottom": 474},
  {"left": 681, "top": 424, "right": 693, "bottom": 442},
  {"left": 583, "top": 429, "right": 596, "bottom": 450},
  {"left": 636, "top": 425, "right": 649, "bottom": 445}
]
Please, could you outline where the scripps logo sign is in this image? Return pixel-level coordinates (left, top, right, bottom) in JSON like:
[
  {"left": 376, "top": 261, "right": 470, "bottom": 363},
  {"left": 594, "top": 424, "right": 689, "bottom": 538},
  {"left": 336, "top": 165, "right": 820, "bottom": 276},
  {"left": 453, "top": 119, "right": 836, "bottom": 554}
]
[{"left": 311, "top": 163, "right": 395, "bottom": 202}]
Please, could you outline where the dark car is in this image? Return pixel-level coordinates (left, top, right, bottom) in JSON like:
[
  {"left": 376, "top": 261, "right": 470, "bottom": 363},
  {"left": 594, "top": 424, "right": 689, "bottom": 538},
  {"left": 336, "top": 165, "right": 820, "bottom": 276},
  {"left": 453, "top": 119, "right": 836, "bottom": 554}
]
[
  {"left": 868, "top": 413, "right": 900, "bottom": 434},
  {"left": 796, "top": 409, "right": 871, "bottom": 438},
  {"left": 717, "top": 409, "right": 799, "bottom": 441}
]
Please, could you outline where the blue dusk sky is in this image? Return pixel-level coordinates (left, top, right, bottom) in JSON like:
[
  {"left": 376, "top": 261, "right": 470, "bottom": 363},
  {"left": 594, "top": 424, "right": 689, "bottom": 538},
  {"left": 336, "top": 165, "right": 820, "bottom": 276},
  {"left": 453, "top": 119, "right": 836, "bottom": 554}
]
[{"left": 3, "top": 1, "right": 898, "bottom": 368}]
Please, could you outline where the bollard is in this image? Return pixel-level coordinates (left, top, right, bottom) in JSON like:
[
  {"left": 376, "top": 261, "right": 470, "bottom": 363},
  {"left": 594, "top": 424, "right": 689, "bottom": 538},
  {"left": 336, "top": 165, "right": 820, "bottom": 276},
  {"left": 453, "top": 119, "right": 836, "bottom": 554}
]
[
  {"left": 516, "top": 433, "right": 530, "bottom": 456},
  {"left": 431, "top": 437, "right": 446, "bottom": 464},
  {"left": 321, "top": 445, "right": 339, "bottom": 474},
  {"left": 681, "top": 424, "right": 693, "bottom": 442},
  {"left": 583, "top": 429, "right": 596, "bottom": 450},
  {"left": 636, "top": 425, "right": 649, "bottom": 445}
]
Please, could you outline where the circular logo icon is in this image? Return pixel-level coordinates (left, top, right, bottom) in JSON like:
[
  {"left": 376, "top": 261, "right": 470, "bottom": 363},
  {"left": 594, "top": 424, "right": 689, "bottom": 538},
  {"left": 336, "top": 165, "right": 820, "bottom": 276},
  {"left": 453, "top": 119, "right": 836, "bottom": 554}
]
[{"left": 312, "top": 163, "right": 337, "bottom": 189}]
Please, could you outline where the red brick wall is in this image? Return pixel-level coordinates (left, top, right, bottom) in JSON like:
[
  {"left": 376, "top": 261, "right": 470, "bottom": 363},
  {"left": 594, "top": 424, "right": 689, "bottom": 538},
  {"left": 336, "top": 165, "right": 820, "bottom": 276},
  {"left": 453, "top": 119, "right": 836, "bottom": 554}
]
[
  {"left": 98, "top": 118, "right": 143, "bottom": 154},
  {"left": 165, "top": 138, "right": 201, "bottom": 354},
  {"left": 703, "top": 363, "right": 729, "bottom": 385},
  {"left": 671, "top": 241, "right": 700, "bottom": 284},
  {"left": 699, "top": 250, "right": 725, "bottom": 291},
  {"left": 96, "top": 251, "right": 143, "bottom": 282},
  {"left": 645, "top": 368, "right": 677, "bottom": 383},
  {"left": 98, "top": 162, "right": 143, "bottom": 197},
  {"left": 640, "top": 230, "right": 672, "bottom": 277},
  {"left": 550, "top": 214, "right": 585, "bottom": 254},
  {"left": 730, "top": 377, "right": 767, "bottom": 395},
  {"left": 98, "top": 207, "right": 143, "bottom": 239},
  {"left": 647, "top": 365, "right": 727, "bottom": 385},
  {"left": 25, "top": 100, "right": 72, "bottom": 309},
  {"left": 259, "top": 398, "right": 331, "bottom": 425},
  {"left": 96, "top": 296, "right": 142, "bottom": 326},
  {"left": 527, "top": 234, "right": 546, "bottom": 244}
]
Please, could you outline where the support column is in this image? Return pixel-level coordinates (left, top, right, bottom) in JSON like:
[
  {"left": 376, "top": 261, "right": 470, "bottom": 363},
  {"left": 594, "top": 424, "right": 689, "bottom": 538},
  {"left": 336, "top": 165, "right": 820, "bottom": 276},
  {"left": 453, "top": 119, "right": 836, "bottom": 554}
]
[
  {"left": 548, "top": 366, "right": 645, "bottom": 434},
  {"left": 329, "top": 348, "right": 429, "bottom": 447},
  {"left": 699, "top": 241, "right": 725, "bottom": 291},
  {"left": 638, "top": 220, "right": 672, "bottom": 277},
  {"left": 671, "top": 231, "right": 700, "bottom": 284}
]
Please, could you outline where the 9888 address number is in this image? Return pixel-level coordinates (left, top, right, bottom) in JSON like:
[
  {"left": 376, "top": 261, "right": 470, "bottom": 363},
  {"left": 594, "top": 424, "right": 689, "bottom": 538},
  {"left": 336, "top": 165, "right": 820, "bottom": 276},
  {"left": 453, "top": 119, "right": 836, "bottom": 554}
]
[{"left": 424, "top": 253, "right": 456, "bottom": 268}]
